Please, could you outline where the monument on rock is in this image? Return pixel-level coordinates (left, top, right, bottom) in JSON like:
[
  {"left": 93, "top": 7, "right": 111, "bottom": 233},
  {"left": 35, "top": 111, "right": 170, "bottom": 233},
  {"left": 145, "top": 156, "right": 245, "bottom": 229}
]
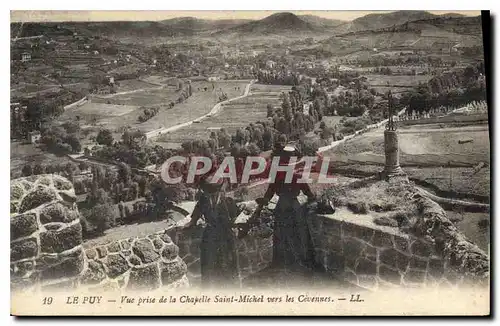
[{"left": 381, "top": 91, "right": 407, "bottom": 182}]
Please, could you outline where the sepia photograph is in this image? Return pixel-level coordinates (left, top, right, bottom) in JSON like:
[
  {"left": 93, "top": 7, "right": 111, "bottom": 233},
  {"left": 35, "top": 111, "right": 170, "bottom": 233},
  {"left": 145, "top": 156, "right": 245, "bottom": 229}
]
[{"left": 9, "top": 7, "right": 491, "bottom": 316}]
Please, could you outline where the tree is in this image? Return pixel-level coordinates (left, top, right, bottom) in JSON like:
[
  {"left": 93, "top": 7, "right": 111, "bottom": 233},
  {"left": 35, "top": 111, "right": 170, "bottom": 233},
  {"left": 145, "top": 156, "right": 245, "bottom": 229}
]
[
  {"left": 22, "top": 164, "right": 33, "bottom": 177},
  {"left": 84, "top": 203, "right": 117, "bottom": 235},
  {"left": 266, "top": 104, "right": 274, "bottom": 118},
  {"left": 118, "top": 162, "right": 132, "bottom": 185},
  {"left": 96, "top": 129, "right": 114, "bottom": 146},
  {"left": 33, "top": 164, "right": 45, "bottom": 175}
]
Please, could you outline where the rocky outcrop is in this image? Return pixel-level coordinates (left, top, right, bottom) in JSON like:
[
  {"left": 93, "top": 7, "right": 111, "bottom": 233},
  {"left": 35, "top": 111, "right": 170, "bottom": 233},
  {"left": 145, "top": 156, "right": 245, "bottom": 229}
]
[
  {"left": 10, "top": 174, "right": 189, "bottom": 293},
  {"left": 412, "top": 196, "right": 489, "bottom": 285}
]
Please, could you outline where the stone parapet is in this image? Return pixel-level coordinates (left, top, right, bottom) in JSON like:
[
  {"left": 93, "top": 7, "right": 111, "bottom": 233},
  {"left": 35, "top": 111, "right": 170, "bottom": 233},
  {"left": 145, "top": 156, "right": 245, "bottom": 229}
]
[
  {"left": 309, "top": 198, "right": 489, "bottom": 290},
  {"left": 10, "top": 174, "right": 189, "bottom": 294}
]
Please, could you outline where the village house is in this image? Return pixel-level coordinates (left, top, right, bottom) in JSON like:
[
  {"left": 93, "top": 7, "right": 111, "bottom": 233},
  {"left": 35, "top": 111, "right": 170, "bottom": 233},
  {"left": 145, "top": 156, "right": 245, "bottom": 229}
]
[
  {"left": 21, "top": 52, "right": 31, "bottom": 62},
  {"left": 28, "top": 131, "right": 41, "bottom": 144},
  {"left": 266, "top": 60, "right": 276, "bottom": 69}
]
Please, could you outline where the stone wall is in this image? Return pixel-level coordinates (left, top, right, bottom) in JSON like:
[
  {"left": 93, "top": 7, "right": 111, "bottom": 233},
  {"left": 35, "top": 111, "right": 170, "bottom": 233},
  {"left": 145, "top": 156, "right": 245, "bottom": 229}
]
[
  {"left": 165, "top": 223, "right": 273, "bottom": 287},
  {"left": 308, "top": 197, "right": 489, "bottom": 290},
  {"left": 10, "top": 174, "right": 189, "bottom": 293}
]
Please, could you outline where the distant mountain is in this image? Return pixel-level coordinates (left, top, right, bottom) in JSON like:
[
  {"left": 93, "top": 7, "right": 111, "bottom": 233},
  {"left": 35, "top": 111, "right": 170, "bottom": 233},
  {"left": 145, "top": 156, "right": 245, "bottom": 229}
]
[
  {"left": 333, "top": 10, "right": 437, "bottom": 34},
  {"left": 217, "top": 12, "right": 318, "bottom": 36},
  {"left": 298, "top": 15, "right": 345, "bottom": 28},
  {"left": 331, "top": 11, "right": 476, "bottom": 35},
  {"left": 160, "top": 17, "right": 252, "bottom": 31},
  {"left": 316, "top": 15, "right": 483, "bottom": 56}
]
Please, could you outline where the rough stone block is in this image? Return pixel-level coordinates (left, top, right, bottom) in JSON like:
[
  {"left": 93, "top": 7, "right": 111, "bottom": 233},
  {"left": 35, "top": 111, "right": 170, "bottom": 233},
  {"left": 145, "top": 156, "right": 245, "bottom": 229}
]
[
  {"left": 428, "top": 257, "right": 445, "bottom": 278},
  {"left": 161, "top": 258, "right": 187, "bottom": 285},
  {"left": 342, "top": 222, "right": 374, "bottom": 242},
  {"left": 96, "top": 246, "right": 107, "bottom": 258},
  {"left": 153, "top": 238, "right": 164, "bottom": 250},
  {"left": 343, "top": 237, "right": 366, "bottom": 269},
  {"left": 325, "top": 250, "right": 345, "bottom": 274},
  {"left": 403, "top": 269, "right": 427, "bottom": 284},
  {"left": 162, "top": 243, "right": 180, "bottom": 261},
  {"left": 128, "top": 264, "right": 161, "bottom": 291},
  {"left": 238, "top": 254, "right": 250, "bottom": 269},
  {"left": 345, "top": 268, "right": 358, "bottom": 285},
  {"left": 128, "top": 255, "right": 141, "bottom": 266},
  {"left": 11, "top": 237, "right": 38, "bottom": 261},
  {"left": 371, "top": 230, "right": 394, "bottom": 249},
  {"left": 14, "top": 260, "right": 35, "bottom": 277},
  {"left": 11, "top": 201, "right": 20, "bottom": 214},
  {"left": 356, "top": 258, "right": 377, "bottom": 275},
  {"left": 410, "top": 239, "right": 435, "bottom": 258},
  {"left": 40, "top": 223, "right": 82, "bottom": 254},
  {"left": 132, "top": 239, "right": 160, "bottom": 264},
  {"left": 363, "top": 244, "right": 377, "bottom": 260},
  {"left": 39, "top": 203, "right": 78, "bottom": 224},
  {"left": 409, "top": 256, "right": 429, "bottom": 271},
  {"left": 40, "top": 248, "right": 84, "bottom": 281},
  {"left": 326, "top": 234, "right": 343, "bottom": 252},
  {"left": 120, "top": 240, "right": 131, "bottom": 250},
  {"left": 393, "top": 235, "right": 411, "bottom": 254},
  {"left": 379, "top": 248, "right": 410, "bottom": 272},
  {"left": 122, "top": 250, "right": 132, "bottom": 257},
  {"left": 85, "top": 249, "right": 97, "bottom": 260},
  {"left": 18, "top": 187, "right": 59, "bottom": 213},
  {"left": 104, "top": 254, "right": 129, "bottom": 278},
  {"left": 308, "top": 214, "right": 324, "bottom": 232},
  {"left": 81, "top": 260, "right": 107, "bottom": 285},
  {"left": 11, "top": 213, "right": 38, "bottom": 239},
  {"left": 321, "top": 217, "right": 342, "bottom": 236},
  {"left": 357, "top": 275, "right": 378, "bottom": 290},
  {"left": 378, "top": 264, "right": 402, "bottom": 285},
  {"left": 107, "top": 241, "right": 121, "bottom": 253}
]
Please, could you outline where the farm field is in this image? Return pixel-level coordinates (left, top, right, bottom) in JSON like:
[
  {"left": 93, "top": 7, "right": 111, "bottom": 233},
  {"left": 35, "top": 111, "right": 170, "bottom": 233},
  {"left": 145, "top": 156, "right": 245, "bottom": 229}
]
[
  {"left": 10, "top": 141, "right": 73, "bottom": 176},
  {"left": 138, "top": 80, "right": 250, "bottom": 134},
  {"left": 57, "top": 79, "right": 249, "bottom": 144},
  {"left": 365, "top": 74, "right": 432, "bottom": 86},
  {"left": 323, "top": 121, "right": 490, "bottom": 199},
  {"left": 154, "top": 83, "right": 290, "bottom": 148}
]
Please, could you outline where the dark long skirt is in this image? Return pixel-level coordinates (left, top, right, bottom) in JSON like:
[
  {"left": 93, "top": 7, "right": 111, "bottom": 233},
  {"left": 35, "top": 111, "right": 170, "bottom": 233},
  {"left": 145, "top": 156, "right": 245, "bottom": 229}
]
[
  {"left": 272, "top": 196, "right": 315, "bottom": 273},
  {"left": 200, "top": 224, "right": 238, "bottom": 288}
]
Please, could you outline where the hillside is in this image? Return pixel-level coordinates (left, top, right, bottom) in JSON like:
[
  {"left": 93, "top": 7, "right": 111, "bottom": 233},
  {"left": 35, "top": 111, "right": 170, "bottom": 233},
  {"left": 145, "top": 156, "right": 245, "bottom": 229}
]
[
  {"left": 216, "top": 12, "right": 319, "bottom": 36},
  {"left": 298, "top": 15, "right": 345, "bottom": 28},
  {"left": 160, "top": 17, "right": 252, "bottom": 32},
  {"left": 316, "top": 15, "right": 484, "bottom": 54},
  {"left": 331, "top": 11, "right": 474, "bottom": 35}
]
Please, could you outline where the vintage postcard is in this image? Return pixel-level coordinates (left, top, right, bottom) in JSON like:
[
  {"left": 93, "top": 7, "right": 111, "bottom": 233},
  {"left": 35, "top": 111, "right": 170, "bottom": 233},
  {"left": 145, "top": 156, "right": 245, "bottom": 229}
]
[{"left": 10, "top": 10, "right": 490, "bottom": 316}]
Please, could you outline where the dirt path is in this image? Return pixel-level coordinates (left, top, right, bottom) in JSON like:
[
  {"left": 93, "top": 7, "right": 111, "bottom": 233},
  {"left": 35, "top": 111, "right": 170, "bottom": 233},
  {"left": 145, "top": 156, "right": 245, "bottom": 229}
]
[{"left": 145, "top": 80, "right": 255, "bottom": 139}]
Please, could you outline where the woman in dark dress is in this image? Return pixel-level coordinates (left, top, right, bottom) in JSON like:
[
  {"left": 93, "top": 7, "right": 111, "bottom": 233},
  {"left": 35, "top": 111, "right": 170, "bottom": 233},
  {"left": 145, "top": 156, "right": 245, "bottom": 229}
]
[
  {"left": 255, "top": 143, "right": 317, "bottom": 273},
  {"left": 184, "top": 175, "right": 240, "bottom": 289}
]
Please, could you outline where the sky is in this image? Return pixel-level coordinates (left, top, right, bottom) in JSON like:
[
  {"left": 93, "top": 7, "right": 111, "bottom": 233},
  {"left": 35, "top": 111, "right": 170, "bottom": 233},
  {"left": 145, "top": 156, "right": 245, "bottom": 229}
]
[{"left": 10, "top": 10, "right": 482, "bottom": 23}]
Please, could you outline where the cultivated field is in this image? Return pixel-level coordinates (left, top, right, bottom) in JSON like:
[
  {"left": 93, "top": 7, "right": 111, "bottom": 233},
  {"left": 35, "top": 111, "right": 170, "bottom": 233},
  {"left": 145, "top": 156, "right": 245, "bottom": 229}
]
[
  {"left": 154, "top": 83, "right": 291, "bottom": 148},
  {"left": 323, "top": 121, "right": 490, "bottom": 199},
  {"left": 364, "top": 74, "right": 432, "bottom": 93},
  {"left": 137, "top": 80, "right": 250, "bottom": 134},
  {"left": 10, "top": 141, "right": 73, "bottom": 175},
  {"left": 57, "top": 79, "right": 250, "bottom": 144}
]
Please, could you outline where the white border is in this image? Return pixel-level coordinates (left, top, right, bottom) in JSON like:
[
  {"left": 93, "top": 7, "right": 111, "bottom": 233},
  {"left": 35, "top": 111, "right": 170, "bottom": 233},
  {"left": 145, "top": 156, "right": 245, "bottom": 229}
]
[{"left": 2, "top": 1, "right": 498, "bottom": 325}]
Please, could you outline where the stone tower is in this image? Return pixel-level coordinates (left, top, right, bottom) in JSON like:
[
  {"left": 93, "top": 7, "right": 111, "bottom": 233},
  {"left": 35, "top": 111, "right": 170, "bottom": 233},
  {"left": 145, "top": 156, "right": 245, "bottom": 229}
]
[{"left": 381, "top": 92, "right": 406, "bottom": 181}]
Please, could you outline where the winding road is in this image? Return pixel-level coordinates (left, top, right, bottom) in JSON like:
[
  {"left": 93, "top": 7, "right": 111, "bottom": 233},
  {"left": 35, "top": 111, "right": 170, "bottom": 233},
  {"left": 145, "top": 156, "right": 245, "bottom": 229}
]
[{"left": 145, "top": 80, "right": 256, "bottom": 140}]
